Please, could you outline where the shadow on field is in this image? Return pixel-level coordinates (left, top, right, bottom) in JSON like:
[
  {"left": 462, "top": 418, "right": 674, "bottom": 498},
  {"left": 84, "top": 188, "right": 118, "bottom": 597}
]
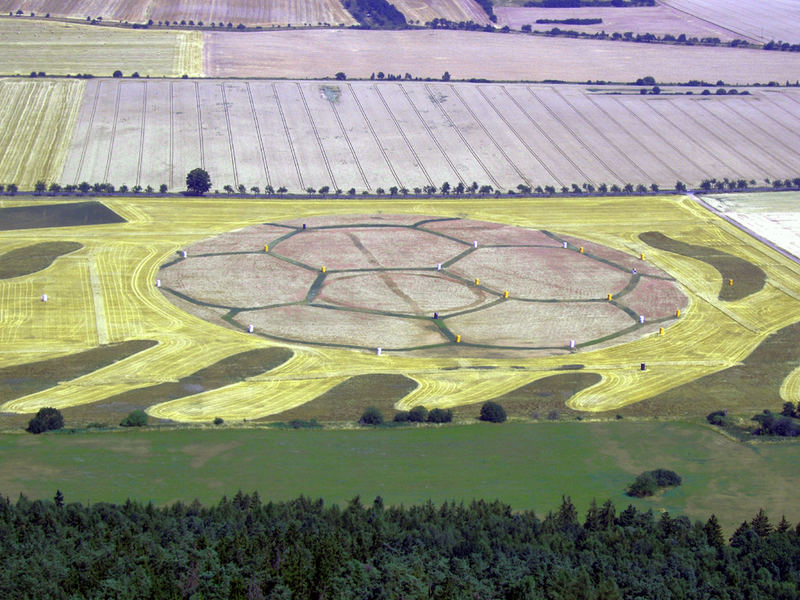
[
  {"left": 639, "top": 231, "right": 765, "bottom": 301},
  {"left": 0, "top": 201, "right": 125, "bottom": 230},
  {"left": 263, "top": 374, "right": 418, "bottom": 423},
  {"left": 0, "top": 242, "right": 83, "bottom": 279},
  {"left": 619, "top": 320, "right": 800, "bottom": 418}
]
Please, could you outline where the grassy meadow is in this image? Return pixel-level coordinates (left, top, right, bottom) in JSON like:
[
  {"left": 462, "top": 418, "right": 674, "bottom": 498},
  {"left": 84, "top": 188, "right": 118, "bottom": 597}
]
[{"left": 1, "top": 421, "right": 797, "bottom": 533}]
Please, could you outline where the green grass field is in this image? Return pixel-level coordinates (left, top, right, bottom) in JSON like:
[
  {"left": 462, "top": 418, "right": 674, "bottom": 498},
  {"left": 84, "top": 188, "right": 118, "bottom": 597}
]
[{"left": 1, "top": 421, "right": 796, "bottom": 533}]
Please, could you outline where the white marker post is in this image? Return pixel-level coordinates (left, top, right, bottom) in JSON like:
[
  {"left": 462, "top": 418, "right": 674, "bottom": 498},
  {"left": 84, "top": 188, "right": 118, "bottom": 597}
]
[
  {"left": 569, "top": 339, "right": 575, "bottom": 349},
  {"left": 436, "top": 263, "right": 442, "bottom": 271},
  {"left": 562, "top": 241, "right": 568, "bottom": 249},
  {"left": 639, "top": 315, "right": 645, "bottom": 324},
  {"left": 248, "top": 324, "right": 254, "bottom": 333},
  {"left": 473, "top": 241, "right": 478, "bottom": 248},
  {"left": 41, "top": 294, "right": 47, "bottom": 303},
  {"left": 156, "top": 279, "right": 161, "bottom": 288},
  {"left": 181, "top": 250, "right": 187, "bottom": 258},
  {"left": 376, "top": 347, "right": 382, "bottom": 356}
]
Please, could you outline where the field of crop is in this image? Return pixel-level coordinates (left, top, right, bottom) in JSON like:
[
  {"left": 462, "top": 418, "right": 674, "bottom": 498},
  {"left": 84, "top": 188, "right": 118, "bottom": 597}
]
[
  {"left": 495, "top": 6, "right": 738, "bottom": 40},
  {"left": 0, "top": 421, "right": 798, "bottom": 533},
  {"left": 0, "top": 20, "right": 201, "bottom": 77},
  {"left": 0, "top": 1, "right": 356, "bottom": 26},
  {"left": 203, "top": 28, "right": 800, "bottom": 82},
  {"left": 0, "top": 79, "right": 84, "bottom": 188},
  {"left": 57, "top": 79, "right": 800, "bottom": 193},
  {"left": 390, "top": 0, "right": 491, "bottom": 25},
  {"left": 661, "top": 0, "right": 800, "bottom": 44},
  {"left": 1, "top": 194, "right": 799, "bottom": 425}
]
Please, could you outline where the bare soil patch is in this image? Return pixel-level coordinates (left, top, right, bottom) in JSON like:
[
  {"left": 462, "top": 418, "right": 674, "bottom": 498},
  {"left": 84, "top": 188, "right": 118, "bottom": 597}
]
[
  {"left": 421, "top": 219, "right": 562, "bottom": 247},
  {"left": 0, "top": 242, "right": 83, "bottom": 279},
  {"left": 620, "top": 276, "right": 688, "bottom": 320},
  {"left": 391, "top": 0, "right": 491, "bottom": 25}
]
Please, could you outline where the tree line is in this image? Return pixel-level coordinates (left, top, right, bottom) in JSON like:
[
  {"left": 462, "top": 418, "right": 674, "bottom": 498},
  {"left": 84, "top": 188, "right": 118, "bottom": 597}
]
[{"left": 0, "top": 491, "right": 798, "bottom": 598}]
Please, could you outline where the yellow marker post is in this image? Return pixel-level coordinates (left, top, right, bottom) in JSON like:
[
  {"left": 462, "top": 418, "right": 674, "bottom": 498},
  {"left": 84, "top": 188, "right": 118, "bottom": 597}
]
[
  {"left": 579, "top": 246, "right": 584, "bottom": 254},
  {"left": 659, "top": 327, "right": 665, "bottom": 335},
  {"left": 264, "top": 244, "right": 269, "bottom": 252},
  {"left": 475, "top": 278, "right": 480, "bottom": 285},
  {"left": 676, "top": 309, "right": 680, "bottom": 317},
  {"left": 321, "top": 266, "right": 326, "bottom": 273},
  {"left": 455, "top": 334, "right": 461, "bottom": 343},
  {"left": 503, "top": 290, "right": 509, "bottom": 299},
  {"left": 607, "top": 293, "right": 613, "bottom": 301},
  {"left": 640, "top": 253, "right": 645, "bottom": 260},
  {"left": 729, "top": 279, "right": 733, "bottom": 286}
]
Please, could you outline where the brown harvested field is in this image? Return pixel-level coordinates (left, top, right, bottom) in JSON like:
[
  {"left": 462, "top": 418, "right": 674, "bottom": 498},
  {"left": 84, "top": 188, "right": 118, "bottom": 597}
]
[
  {"left": 390, "top": 0, "right": 491, "bottom": 25},
  {"left": 273, "top": 227, "right": 467, "bottom": 270},
  {"left": 420, "top": 219, "right": 563, "bottom": 247},
  {"left": 446, "top": 300, "right": 636, "bottom": 347},
  {"left": 186, "top": 224, "right": 293, "bottom": 254},
  {"left": 159, "top": 216, "right": 686, "bottom": 355},
  {"left": 0, "top": 1, "right": 356, "bottom": 26},
  {"left": 203, "top": 28, "right": 800, "bottom": 82},
  {"left": 447, "top": 246, "right": 633, "bottom": 299},
  {"left": 0, "top": 20, "right": 201, "bottom": 76},
  {"left": 495, "top": 6, "right": 737, "bottom": 40},
  {"left": 247, "top": 304, "right": 447, "bottom": 349},
  {"left": 57, "top": 79, "right": 800, "bottom": 193},
  {"left": 661, "top": 0, "right": 800, "bottom": 44}
]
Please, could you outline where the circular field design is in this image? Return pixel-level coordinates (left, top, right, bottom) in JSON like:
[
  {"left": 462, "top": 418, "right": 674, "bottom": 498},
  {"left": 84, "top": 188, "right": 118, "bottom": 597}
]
[{"left": 159, "top": 215, "right": 687, "bottom": 357}]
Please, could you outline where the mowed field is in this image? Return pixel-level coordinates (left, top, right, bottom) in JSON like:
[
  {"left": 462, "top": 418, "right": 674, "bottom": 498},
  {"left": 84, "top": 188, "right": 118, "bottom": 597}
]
[
  {"left": 1, "top": 195, "right": 800, "bottom": 424},
  {"left": 661, "top": 0, "right": 800, "bottom": 44},
  {"left": 58, "top": 79, "right": 800, "bottom": 192},
  {"left": 495, "top": 6, "right": 739, "bottom": 40},
  {"left": 0, "top": 1, "right": 356, "bottom": 26},
  {"left": 0, "top": 79, "right": 84, "bottom": 188},
  {"left": 203, "top": 28, "right": 800, "bottom": 82},
  {"left": 389, "top": 0, "right": 491, "bottom": 25},
  {"left": 0, "top": 20, "right": 202, "bottom": 77}
]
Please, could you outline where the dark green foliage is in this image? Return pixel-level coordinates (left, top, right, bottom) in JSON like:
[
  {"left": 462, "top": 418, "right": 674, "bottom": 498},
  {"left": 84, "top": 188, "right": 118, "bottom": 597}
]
[
  {"left": 392, "top": 410, "right": 410, "bottom": 422},
  {"left": 0, "top": 493, "right": 798, "bottom": 598},
  {"left": 359, "top": 406, "right": 383, "bottom": 425},
  {"left": 185, "top": 167, "right": 211, "bottom": 195},
  {"left": 213, "top": 417, "right": 224, "bottom": 425},
  {"left": 707, "top": 409, "right": 733, "bottom": 426},
  {"left": 120, "top": 409, "right": 147, "bottom": 427},
  {"left": 627, "top": 469, "right": 681, "bottom": 497},
  {"left": 341, "top": 0, "right": 406, "bottom": 28},
  {"left": 479, "top": 401, "right": 507, "bottom": 423},
  {"left": 752, "top": 410, "right": 800, "bottom": 437},
  {"left": 26, "top": 407, "right": 64, "bottom": 434},
  {"left": 426, "top": 408, "right": 452, "bottom": 423},
  {"left": 408, "top": 405, "right": 428, "bottom": 422}
]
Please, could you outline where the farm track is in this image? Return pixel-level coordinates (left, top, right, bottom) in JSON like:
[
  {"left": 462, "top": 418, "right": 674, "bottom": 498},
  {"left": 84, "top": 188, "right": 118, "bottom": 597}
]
[{"left": 2, "top": 195, "right": 800, "bottom": 421}]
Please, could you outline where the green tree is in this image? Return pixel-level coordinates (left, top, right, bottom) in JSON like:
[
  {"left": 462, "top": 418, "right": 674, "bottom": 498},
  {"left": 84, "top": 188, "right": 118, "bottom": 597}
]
[
  {"left": 27, "top": 407, "right": 64, "bottom": 434},
  {"left": 426, "top": 408, "right": 452, "bottom": 423},
  {"left": 34, "top": 180, "right": 46, "bottom": 194},
  {"left": 120, "top": 409, "right": 148, "bottom": 427},
  {"left": 408, "top": 405, "right": 428, "bottom": 423},
  {"left": 186, "top": 168, "right": 211, "bottom": 195},
  {"left": 359, "top": 406, "right": 383, "bottom": 425},
  {"left": 704, "top": 514, "right": 724, "bottom": 549},
  {"left": 159, "top": 183, "right": 168, "bottom": 193},
  {"left": 479, "top": 401, "right": 507, "bottom": 423}
]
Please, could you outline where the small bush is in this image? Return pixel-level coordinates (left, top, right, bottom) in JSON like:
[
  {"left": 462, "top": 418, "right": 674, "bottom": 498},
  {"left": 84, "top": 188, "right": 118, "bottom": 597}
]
[
  {"left": 120, "top": 410, "right": 148, "bottom": 427},
  {"left": 479, "top": 401, "right": 507, "bottom": 423},
  {"left": 706, "top": 409, "right": 732, "bottom": 427},
  {"left": 393, "top": 411, "right": 410, "bottom": 422},
  {"left": 27, "top": 407, "right": 64, "bottom": 434},
  {"left": 213, "top": 417, "right": 224, "bottom": 425},
  {"left": 427, "top": 408, "right": 452, "bottom": 423},
  {"left": 408, "top": 405, "right": 428, "bottom": 422},
  {"left": 359, "top": 407, "right": 384, "bottom": 425},
  {"left": 627, "top": 469, "right": 681, "bottom": 497}
]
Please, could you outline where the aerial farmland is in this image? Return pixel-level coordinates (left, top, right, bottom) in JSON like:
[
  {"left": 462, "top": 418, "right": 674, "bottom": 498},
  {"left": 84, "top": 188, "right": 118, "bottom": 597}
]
[{"left": 1, "top": 1, "right": 800, "bottom": 593}]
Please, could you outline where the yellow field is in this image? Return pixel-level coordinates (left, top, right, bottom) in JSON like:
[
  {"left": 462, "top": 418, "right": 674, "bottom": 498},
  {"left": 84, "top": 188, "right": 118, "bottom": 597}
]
[
  {"left": 1, "top": 195, "right": 799, "bottom": 422},
  {"left": 0, "top": 20, "right": 200, "bottom": 77},
  {"left": 0, "top": 79, "right": 84, "bottom": 188}
]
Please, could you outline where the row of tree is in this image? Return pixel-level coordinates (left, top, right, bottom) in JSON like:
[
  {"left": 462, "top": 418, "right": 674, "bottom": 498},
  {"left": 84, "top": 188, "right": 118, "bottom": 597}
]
[{"left": 0, "top": 491, "right": 798, "bottom": 598}]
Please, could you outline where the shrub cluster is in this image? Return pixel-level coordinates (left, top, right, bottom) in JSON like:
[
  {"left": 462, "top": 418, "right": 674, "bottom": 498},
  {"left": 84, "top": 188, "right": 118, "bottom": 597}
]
[
  {"left": 391, "top": 406, "right": 453, "bottom": 424},
  {"left": 626, "top": 468, "right": 682, "bottom": 497},
  {"left": 479, "top": 401, "right": 507, "bottom": 423},
  {"left": 26, "top": 407, "right": 64, "bottom": 434}
]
